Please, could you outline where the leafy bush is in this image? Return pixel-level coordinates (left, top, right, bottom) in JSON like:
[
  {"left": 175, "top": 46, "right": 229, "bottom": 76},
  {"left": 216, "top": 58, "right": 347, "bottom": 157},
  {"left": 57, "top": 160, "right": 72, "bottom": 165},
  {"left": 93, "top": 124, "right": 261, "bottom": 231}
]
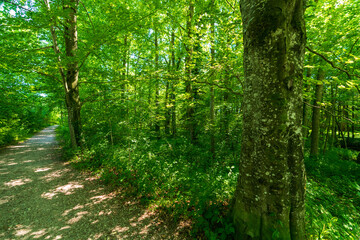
[
  {"left": 58, "top": 119, "right": 360, "bottom": 240},
  {"left": 62, "top": 130, "right": 238, "bottom": 239}
]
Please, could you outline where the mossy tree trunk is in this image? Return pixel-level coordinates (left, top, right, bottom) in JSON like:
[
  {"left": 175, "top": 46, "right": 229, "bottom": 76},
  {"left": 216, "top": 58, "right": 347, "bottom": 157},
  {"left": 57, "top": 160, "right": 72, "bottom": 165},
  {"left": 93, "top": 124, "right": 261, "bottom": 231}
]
[{"left": 233, "top": 0, "right": 306, "bottom": 239}]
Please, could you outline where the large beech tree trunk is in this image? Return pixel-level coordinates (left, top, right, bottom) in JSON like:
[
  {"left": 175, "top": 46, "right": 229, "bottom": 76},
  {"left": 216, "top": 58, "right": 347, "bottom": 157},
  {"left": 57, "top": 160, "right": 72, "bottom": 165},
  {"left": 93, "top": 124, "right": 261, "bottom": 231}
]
[{"left": 233, "top": 0, "right": 306, "bottom": 239}]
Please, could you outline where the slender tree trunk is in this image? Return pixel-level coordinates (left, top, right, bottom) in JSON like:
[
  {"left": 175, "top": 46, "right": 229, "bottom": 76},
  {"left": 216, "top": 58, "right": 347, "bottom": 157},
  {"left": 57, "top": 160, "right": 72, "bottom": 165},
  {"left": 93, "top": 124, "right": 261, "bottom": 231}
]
[
  {"left": 323, "top": 112, "right": 331, "bottom": 153},
  {"left": 310, "top": 68, "right": 324, "bottom": 156},
  {"left": 170, "top": 31, "right": 177, "bottom": 137},
  {"left": 222, "top": 38, "right": 231, "bottom": 144},
  {"left": 185, "top": 1, "right": 195, "bottom": 143},
  {"left": 171, "top": 84, "right": 177, "bottom": 137},
  {"left": 44, "top": 0, "right": 81, "bottom": 148},
  {"left": 233, "top": 1, "right": 306, "bottom": 239},
  {"left": 331, "top": 84, "right": 338, "bottom": 145},
  {"left": 345, "top": 105, "right": 350, "bottom": 139},
  {"left": 209, "top": 0, "right": 216, "bottom": 160},
  {"left": 154, "top": 28, "right": 160, "bottom": 137},
  {"left": 302, "top": 56, "right": 312, "bottom": 139},
  {"left": 352, "top": 102, "right": 355, "bottom": 139},
  {"left": 164, "top": 80, "right": 170, "bottom": 135},
  {"left": 121, "top": 35, "right": 128, "bottom": 102},
  {"left": 63, "top": 0, "right": 81, "bottom": 148},
  {"left": 338, "top": 102, "right": 342, "bottom": 140}
]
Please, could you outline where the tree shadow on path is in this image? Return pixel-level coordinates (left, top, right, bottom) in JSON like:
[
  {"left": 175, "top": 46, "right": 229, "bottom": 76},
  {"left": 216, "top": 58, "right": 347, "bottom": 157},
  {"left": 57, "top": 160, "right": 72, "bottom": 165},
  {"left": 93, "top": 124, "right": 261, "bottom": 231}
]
[{"left": 0, "top": 126, "right": 188, "bottom": 240}]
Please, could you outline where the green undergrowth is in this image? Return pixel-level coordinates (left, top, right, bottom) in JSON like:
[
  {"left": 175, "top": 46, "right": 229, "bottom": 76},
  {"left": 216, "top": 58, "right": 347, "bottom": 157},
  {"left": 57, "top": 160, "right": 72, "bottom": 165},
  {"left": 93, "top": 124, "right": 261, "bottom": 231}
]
[
  {"left": 57, "top": 125, "right": 238, "bottom": 239},
  {"left": 305, "top": 148, "right": 360, "bottom": 239},
  {"left": 0, "top": 123, "right": 51, "bottom": 148},
  {"left": 57, "top": 125, "right": 360, "bottom": 239}
]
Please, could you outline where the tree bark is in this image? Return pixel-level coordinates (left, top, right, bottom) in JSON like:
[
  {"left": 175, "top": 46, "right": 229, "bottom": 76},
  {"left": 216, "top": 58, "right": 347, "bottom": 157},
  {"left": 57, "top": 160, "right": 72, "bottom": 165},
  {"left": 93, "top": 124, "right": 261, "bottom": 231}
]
[
  {"left": 170, "top": 31, "right": 177, "bottom": 137},
  {"left": 154, "top": 27, "right": 160, "bottom": 137},
  {"left": 233, "top": 0, "right": 306, "bottom": 239},
  {"left": 164, "top": 80, "right": 171, "bottom": 135},
  {"left": 64, "top": 0, "right": 81, "bottom": 148},
  {"left": 352, "top": 103, "right": 355, "bottom": 139},
  {"left": 209, "top": 0, "right": 216, "bottom": 160},
  {"left": 43, "top": 0, "right": 82, "bottom": 148},
  {"left": 330, "top": 83, "right": 338, "bottom": 145},
  {"left": 310, "top": 68, "right": 324, "bottom": 156},
  {"left": 185, "top": 0, "right": 196, "bottom": 143},
  {"left": 302, "top": 56, "right": 312, "bottom": 139}
]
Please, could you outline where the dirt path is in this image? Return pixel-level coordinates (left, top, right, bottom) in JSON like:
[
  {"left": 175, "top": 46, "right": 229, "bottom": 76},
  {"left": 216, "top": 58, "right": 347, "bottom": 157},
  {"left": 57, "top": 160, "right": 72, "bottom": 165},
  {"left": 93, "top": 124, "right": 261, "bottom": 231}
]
[{"left": 0, "top": 126, "right": 185, "bottom": 240}]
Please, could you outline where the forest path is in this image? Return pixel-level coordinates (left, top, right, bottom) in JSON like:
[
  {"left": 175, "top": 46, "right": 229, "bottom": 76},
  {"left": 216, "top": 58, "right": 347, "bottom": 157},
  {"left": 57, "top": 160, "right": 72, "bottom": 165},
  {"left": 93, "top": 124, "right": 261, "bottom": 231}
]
[{"left": 0, "top": 126, "right": 183, "bottom": 240}]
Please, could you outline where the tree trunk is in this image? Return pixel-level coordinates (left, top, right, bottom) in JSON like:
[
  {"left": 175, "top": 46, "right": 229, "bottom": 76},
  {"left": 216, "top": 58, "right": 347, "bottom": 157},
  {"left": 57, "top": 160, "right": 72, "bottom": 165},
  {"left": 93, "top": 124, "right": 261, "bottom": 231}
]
[
  {"left": 233, "top": 1, "right": 306, "bottom": 239},
  {"left": 121, "top": 35, "right": 128, "bottom": 102},
  {"left": 170, "top": 31, "right": 177, "bottom": 137},
  {"left": 352, "top": 103, "right": 355, "bottom": 139},
  {"left": 64, "top": 0, "right": 81, "bottom": 148},
  {"left": 330, "top": 84, "right": 338, "bottom": 145},
  {"left": 154, "top": 27, "right": 160, "bottom": 137},
  {"left": 302, "top": 56, "right": 312, "bottom": 139},
  {"left": 164, "top": 80, "right": 170, "bottom": 135},
  {"left": 209, "top": 0, "right": 216, "bottom": 160},
  {"left": 322, "top": 111, "right": 331, "bottom": 153},
  {"left": 345, "top": 105, "right": 350, "bottom": 139},
  {"left": 310, "top": 68, "right": 324, "bottom": 156},
  {"left": 185, "top": 1, "right": 196, "bottom": 143},
  {"left": 44, "top": 0, "right": 81, "bottom": 149}
]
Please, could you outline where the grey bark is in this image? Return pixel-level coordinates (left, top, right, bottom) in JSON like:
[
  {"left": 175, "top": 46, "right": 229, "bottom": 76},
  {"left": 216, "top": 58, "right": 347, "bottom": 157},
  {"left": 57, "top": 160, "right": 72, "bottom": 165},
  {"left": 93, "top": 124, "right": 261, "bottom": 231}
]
[{"left": 233, "top": 0, "right": 306, "bottom": 239}]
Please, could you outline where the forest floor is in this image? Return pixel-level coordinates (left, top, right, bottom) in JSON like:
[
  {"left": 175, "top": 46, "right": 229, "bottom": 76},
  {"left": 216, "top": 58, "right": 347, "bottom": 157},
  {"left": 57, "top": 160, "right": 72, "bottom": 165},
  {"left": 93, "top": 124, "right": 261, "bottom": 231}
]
[{"left": 0, "top": 126, "right": 188, "bottom": 240}]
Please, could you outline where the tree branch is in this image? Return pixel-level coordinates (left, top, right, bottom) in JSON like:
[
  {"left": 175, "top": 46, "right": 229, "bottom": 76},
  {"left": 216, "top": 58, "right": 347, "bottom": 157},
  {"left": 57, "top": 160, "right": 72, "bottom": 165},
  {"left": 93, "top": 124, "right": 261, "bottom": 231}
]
[
  {"left": 3, "top": 0, "right": 35, "bottom": 12},
  {"left": 43, "top": 0, "right": 66, "bottom": 83},
  {"left": 78, "top": 0, "right": 95, "bottom": 33},
  {"left": 304, "top": 101, "right": 355, "bottom": 124},
  {"left": 224, "top": 0, "right": 236, "bottom": 11},
  {"left": 31, "top": 69, "right": 62, "bottom": 84},
  {"left": 306, "top": 46, "right": 360, "bottom": 79},
  {"left": 21, "top": 46, "right": 53, "bottom": 52},
  {"left": 78, "top": 51, "right": 91, "bottom": 70}
]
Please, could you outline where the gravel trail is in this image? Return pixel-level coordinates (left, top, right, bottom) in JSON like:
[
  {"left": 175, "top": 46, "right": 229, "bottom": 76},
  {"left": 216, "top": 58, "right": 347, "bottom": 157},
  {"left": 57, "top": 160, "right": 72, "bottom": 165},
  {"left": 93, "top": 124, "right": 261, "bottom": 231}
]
[{"left": 0, "top": 126, "right": 183, "bottom": 240}]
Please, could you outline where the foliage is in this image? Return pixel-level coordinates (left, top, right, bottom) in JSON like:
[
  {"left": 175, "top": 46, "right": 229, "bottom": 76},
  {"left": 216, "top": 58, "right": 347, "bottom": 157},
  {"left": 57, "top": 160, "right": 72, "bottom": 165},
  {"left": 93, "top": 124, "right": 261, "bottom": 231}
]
[
  {"left": 305, "top": 148, "right": 360, "bottom": 239},
  {"left": 0, "top": 76, "right": 56, "bottom": 146},
  {"left": 1, "top": 0, "right": 360, "bottom": 238},
  {"left": 65, "top": 125, "right": 238, "bottom": 238}
]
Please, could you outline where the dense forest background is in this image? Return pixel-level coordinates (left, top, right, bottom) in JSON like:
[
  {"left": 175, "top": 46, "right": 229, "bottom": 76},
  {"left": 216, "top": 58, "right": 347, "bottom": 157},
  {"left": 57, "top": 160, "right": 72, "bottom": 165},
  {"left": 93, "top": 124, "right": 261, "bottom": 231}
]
[{"left": 1, "top": 0, "right": 360, "bottom": 239}]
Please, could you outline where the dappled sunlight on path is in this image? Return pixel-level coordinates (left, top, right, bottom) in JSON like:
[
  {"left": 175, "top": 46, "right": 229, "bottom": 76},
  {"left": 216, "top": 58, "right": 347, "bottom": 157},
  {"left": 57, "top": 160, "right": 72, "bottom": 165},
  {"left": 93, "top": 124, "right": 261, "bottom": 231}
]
[{"left": 0, "top": 126, "right": 186, "bottom": 239}]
